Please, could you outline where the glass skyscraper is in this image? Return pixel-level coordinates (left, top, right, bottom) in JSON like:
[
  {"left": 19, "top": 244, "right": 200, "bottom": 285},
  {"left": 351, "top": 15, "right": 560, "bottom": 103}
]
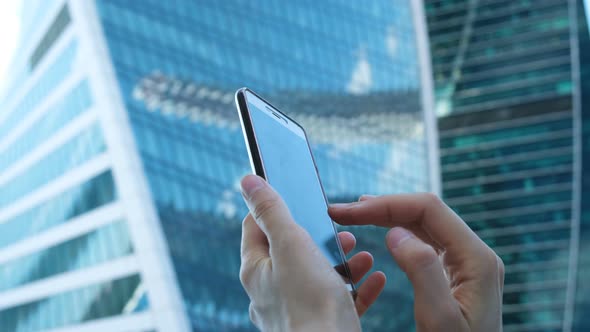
[
  {"left": 0, "top": 0, "right": 437, "bottom": 331},
  {"left": 425, "top": 0, "right": 589, "bottom": 331}
]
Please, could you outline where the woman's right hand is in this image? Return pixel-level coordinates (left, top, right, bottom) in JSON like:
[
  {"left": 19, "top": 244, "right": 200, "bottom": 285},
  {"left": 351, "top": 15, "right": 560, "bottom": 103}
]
[{"left": 329, "top": 193, "right": 504, "bottom": 332}]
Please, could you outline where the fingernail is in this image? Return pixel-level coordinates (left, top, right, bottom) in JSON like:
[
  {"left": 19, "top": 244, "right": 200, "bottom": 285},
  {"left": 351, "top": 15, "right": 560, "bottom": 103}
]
[
  {"left": 241, "top": 175, "right": 265, "bottom": 199},
  {"left": 387, "top": 227, "right": 413, "bottom": 250},
  {"left": 359, "top": 194, "right": 376, "bottom": 201}
]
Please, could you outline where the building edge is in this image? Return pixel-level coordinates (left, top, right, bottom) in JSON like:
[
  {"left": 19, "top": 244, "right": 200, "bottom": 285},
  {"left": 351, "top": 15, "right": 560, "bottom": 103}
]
[
  {"left": 411, "top": 0, "right": 441, "bottom": 195},
  {"left": 68, "top": 1, "right": 192, "bottom": 331},
  {"left": 563, "top": 0, "right": 584, "bottom": 331}
]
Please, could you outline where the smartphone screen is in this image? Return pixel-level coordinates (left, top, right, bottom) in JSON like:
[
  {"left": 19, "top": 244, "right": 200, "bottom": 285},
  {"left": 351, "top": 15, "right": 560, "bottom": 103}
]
[{"left": 239, "top": 89, "right": 352, "bottom": 284}]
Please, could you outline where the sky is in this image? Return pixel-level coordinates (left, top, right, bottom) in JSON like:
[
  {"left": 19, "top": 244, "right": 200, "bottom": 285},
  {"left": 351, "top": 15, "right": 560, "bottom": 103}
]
[{"left": 0, "top": 0, "right": 22, "bottom": 94}]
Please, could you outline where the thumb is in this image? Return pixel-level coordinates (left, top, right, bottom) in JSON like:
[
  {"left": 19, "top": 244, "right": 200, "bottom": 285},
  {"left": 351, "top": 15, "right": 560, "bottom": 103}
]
[
  {"left": 386, "top": 227, "right": 468, "bottom": 331},
  {"left": 241, "top": 175, "right": 299, "bottom": 247}
]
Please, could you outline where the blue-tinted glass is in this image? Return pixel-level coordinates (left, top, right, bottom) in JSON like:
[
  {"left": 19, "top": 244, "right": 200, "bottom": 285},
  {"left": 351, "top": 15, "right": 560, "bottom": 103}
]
[
  {"left": 96, "top": 0, "right": 430, "bottom": 330},
  {"left": 0, "top": 123, "right": 105, "bottom": 209},
  {"left": 427, "top": 0, "right": 585, "bottom": 328},
  {"left": 453, "top": 191, "right": 571, "bottom": 214},
  {"left": 441, "top": 137, "right": 572, "bottom": 164},
  {"left": 0, "top": 40, "right": 78, "bottom": 141},
  {"left": 444, "top": 154, "right": 573, "bottom": 181},
  {"left": 0, "top": 80, "right": 92, "bottom": 174},
  {"left": 0, "top": 171, "right": 117, "bottom": 249},
  {"left": 440, "top": 119, "right": 572, "bottom": 148},
  {"left": 0, "top": 221, "right": 132, "bottom": 291},
  {"left": 444, "top": 172, "right": 572, "bottom": 198},
  {"left": 0, "top": 274, "right": 145, "bottom": 332}
]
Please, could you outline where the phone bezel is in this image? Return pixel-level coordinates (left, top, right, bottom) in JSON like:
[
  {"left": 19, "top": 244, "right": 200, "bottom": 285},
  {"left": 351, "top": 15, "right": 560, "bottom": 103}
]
[{"left": 235, "top": 87, "right": 357, "bottom": 295}]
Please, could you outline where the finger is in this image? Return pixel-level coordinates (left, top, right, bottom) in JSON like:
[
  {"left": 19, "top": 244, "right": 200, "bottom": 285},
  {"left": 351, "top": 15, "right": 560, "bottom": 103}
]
[
  {"left": 386, "top": 227, "right": 468, "bottom": 330},
  {"left": 329, "top": 193, "right": 483, "bottom": 257},
  {"left": 356, "top": 195, "right": 443, "bottom": 252},
  {"left": 347, "top": 251, "right": 373, "bottom": 284},
  {"left": 240, "top": 175, "right": 300, "bottom": 247},
  {"left": 338, "top": 231, "right": 356, "bottom": 256},
  {"left": 406, "top": 223, "right": 444, "bottom": 253},
  {"left": 355, "top": 271, "right": 386, "bottom": 317}
]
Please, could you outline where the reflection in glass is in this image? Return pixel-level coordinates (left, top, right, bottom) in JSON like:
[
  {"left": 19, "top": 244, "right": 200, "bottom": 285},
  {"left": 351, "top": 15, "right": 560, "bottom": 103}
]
[
  {"left": 0, "top": 274, "right": 145, "bottom": 332},
  {"left": 0, "top": 221, "right": 132, "bottom": 291},
  {"left": 0, "top": 170, "right": 116, "bottom": 249},
  {"left": 96, "top": 1, "right": 431, "bottom": 330}
]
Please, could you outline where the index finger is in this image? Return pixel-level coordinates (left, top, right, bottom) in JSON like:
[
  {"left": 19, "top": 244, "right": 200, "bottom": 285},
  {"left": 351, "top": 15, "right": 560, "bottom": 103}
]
[{"left": 328, "top": 193, "right": 485, "bottom": 256}]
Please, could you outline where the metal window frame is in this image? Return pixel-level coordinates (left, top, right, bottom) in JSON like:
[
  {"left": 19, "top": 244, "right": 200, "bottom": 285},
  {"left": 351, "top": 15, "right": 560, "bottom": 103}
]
[
  {"left": 440, "top": 109, "right": 571, "bottom": 138},
  {"left": 441, "top": 128, "right": 573, "bottom": 155},
  {"left": 461, "top": 200, "right": 572, "bottom": 222},
  {"left": 477, "top": 220, "right": 571, "bottom": 239}
]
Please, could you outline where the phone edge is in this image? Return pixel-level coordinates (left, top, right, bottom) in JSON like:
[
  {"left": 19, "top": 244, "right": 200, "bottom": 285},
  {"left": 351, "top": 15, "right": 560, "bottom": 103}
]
[{"left": 235, "top": 87, "right": 267, "bottom": 179}]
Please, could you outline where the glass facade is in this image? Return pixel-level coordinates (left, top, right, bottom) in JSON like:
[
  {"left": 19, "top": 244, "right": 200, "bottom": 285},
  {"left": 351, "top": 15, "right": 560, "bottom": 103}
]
[
  {"left": 30, "top": 4, "right": 71, "bottom": 70},
  {"left": 425, "top": 0, "right": 589, "bottom": 330},
  {"left": 0, "top": 170, "right": 116, "bottom": 249},
  {"left": 0, "top": 123, "right": 106, "bottom": 209},
  {"left": 0, "top": 40, "right": 78, "bottom": 139},
  {"left": 0, "top": 1, "right": 147, "bottom": 331},
  {"left": 0, "top": 220, "right": 132, "bottom": 291},
  {"left": 0, "top": 274, "right": 145, "bottom": 332},
  {"left": 0, "top": 80, "right": 92, "bottom": 174},
  {"left": 95, "top": 0, "right": 433, "bottom": 330}
]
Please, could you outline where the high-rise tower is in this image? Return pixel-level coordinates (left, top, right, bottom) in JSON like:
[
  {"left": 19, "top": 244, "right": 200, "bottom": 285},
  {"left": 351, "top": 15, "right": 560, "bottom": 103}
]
[{"left": 425, "top": 0, "right": 590, "bottom": 330}]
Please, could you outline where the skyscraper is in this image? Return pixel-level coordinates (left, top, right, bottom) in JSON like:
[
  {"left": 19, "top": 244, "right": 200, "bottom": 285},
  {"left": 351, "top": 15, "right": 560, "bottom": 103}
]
[
  {"left": 0, "top": 0, "right": 437, "bottom": 331},
  {"left": 425, "top": 0, "right": 589, "bottom": 330}
]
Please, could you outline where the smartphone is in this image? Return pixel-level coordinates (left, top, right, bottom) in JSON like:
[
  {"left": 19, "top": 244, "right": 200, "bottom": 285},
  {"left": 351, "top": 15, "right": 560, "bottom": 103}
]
[{"left": 235, "top": 87, "right": 356, "bottom": 294}]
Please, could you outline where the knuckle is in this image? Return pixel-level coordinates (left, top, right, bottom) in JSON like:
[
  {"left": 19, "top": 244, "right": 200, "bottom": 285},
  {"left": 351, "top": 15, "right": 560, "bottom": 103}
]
[
  {"left": 238, "top": 266, "right": 249, "bottom": 287},
  {"left": 273, "top": 235, "right": 296, "bottom": 253},
  {"left": 495, "top": 253, "right": 505, "bottom": 288},
  {"left": 239, "top": 262, "right": 256, "bottom": 289},
  {"left": 404, "top": 244, "right": 439, "bottom": 272},
  {"left": 420, "top": 192, "right": 446, "bottom": 210},
  {"left": 275, "top": 225, "right": 309, "bottom": 251},
  {"left": 479, "top": 247, "right": 503, "bottom": 275},
  {"left": 252, "top": 196, "right": 280, "bottom": 221},
  {"left": 485, "top": 248, "right": 499, "bottom": 267},
  {"left": 496, "top": 254, "right": 505, "bottom": 276},
  {"left": 413, "top": 245, "right": 439, "bottom": 267}
]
